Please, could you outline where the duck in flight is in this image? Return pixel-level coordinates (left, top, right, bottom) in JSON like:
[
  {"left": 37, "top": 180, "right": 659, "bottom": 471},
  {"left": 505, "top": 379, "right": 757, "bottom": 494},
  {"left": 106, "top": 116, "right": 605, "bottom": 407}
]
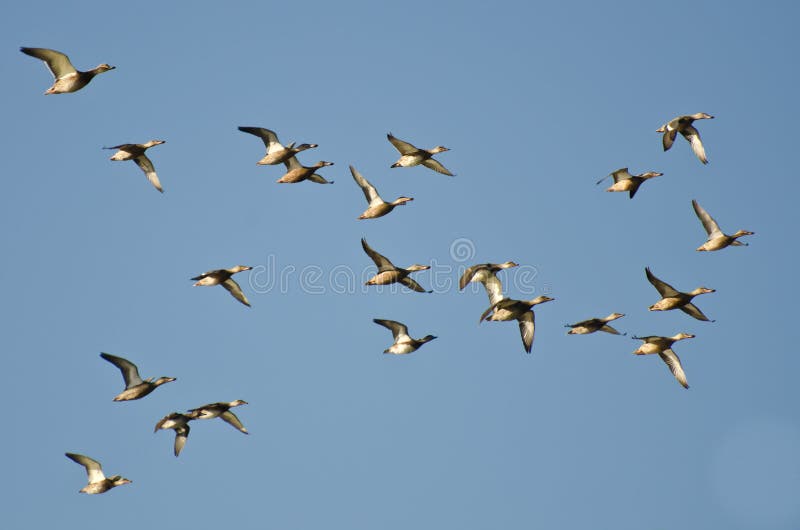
[
  {"left": 351, "top": 165, "right": 413, "bottom": 219},
  {"left": 479, "top": 295, "right": 555, "bottom": 354},
  {"left": 65, "top": 453, "right": 131, "bottom": 494},
  {"left": 187, "top": 400, "right": 249, "bottom": 434},
  {"left": 596, "top": 168, "right": 662, "bottom": 199},
  {"left": 632, "top": 333, "right": 695, "bottom": 389},
  {"left": 100, "top": 352, "right": 176, "bottom": 401},
  {"left": 191, "top": 266, "right": 253, "bottom": 307},
  {"left": 692, "top": 199, "right": 754, "bottom": 251},
  {"left": 656, "top": 112, "right": 714, "bottom": 164},
  {"left": 104, "top": 140, "right": 166, "bottom": 193},
  {"left": 387, "top": 133, "right": 454, "bottom": 176},
  {"left": 361, "top": 238, "right": 431, "bottom": 293},
  {"left": 645, "top": 267, "right": 715, "bottom": 322},
  {"left": 373, "top": 319, "right": 437, "bottom": 354},
  {"left": 20, "top": 47, "right": 115, "bottom": 94},
  {"left": 238, "top": 126, "right": 318, "bottom": 166}
]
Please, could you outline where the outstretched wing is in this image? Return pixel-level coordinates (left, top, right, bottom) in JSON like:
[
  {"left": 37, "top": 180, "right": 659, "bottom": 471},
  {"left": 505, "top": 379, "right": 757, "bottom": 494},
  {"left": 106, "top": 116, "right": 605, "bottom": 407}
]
[
  {"left": 645, "top": 267, "right": 679, "bottom": 298},
  {"left": 174, "top": 424, "right": 190, "bottom": 457},
  {"left": 350, "top": 165, "right": 380, "bottom": 205},
  {"left": 400, "top": 276, "right": 430, "bottom": 293},
  {"left": 222, "top": 278, "right": 251, "bottom": 307},
  {"left": 682, "top": 125, "right": 708, "bottom": 164},
  {"left": 220, "top": 411, "right": 248, "bottom": 434},
  {"left": 21, "top": 47, "right": 76, "bottom": 79},
  {"left": 100, "top": 352, "right": 143, "bottom": 388},
  {"left": 307, "top": 173, "right": 334, "bottom": 184},
  {"left": 692, "top": 200, "right": 723, "bottom": 239},
  {"left": 373, "top": 318, "right": 409, "bottom": 340},
  {"left": 238, "top": 126, "right": 281, "bottom": 152},
  {"left": 283, "top": 156, "right": 302, "bottom": 171},
  {"left": 421, "top": 158, "right": 454, "bottom": 176},
  {"left": 361, "top": 238, "right": 395, "bottom": 271},
  {"left": 65, "top": 453, "right": 106, "bottom": 483},
  {"left": 659, "top": 349, "right": 689, "bottom": 388},
  {"left": 679, "top": 302, "right": 712, "bottom": 322},
  {"left": 662, "top": 126, "right": 678, "bottom": 151},
  {"left": 133, "top": 155, "right": 163, "bottom": 193},
  {"left": 387, "top": 133, "right": 417, "bottom": 155},
  {"left": 518, "top": 311, "right": 535, "bottom": 353}
]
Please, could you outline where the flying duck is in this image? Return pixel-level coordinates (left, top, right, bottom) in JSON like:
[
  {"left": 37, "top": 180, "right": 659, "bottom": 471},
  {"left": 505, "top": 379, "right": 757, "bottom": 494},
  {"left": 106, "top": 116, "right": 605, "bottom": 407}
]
[
  {"left": 104, "top": 140, "right": 166, "bottom": 193},
  {"left": 21, "top": 47, "right": 115, "bottom": 94},
  {"left": 100, "top": 352, "right": 175, "bottom": 401}
]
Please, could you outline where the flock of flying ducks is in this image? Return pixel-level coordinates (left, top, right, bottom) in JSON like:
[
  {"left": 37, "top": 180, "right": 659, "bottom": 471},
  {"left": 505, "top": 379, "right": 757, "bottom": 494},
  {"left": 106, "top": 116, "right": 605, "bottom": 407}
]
[{"left": 20, "top": 46, "right": 754, "bottom": 495}]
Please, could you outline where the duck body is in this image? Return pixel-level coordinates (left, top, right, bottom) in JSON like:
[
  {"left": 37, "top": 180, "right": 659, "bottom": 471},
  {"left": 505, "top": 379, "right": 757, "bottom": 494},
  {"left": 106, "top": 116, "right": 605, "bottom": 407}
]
[
  {"left": 192, "top": 265, "right": 252, "bottom": 306},
  {"left": 387, "top": 133, "right": 454, "bottom": 176},
  {"left": 238, "top": 126, "right": 317, "bottom": 165},
  {"left": 645, "top": 267, "right": 715, "bottom": 321},
  {"left": 277, "top": 158, "right": 334, "bottom": 184},
  {"left": 692, "top": 199, "right": 754, "bottom": 251},
  {"left": 100, "top": 352, "right": 175, "bottom": 401},
  {"left": 65, "top": 453, "right": 131, "bottom": 494},
  {"left": 632, "top": 333, "right": 695, "bottom": 388},
  {"left": 104, "top": 140, "right": 166, "bottom": 193},
  {"left": 480, "top": 296, "right": 555, "bottom": 353},
  {"left": 656, "top": 112, "right": 714, "bottom": 164},
  {"left": 373, "top": 319, "right": 436, "bottom": 354},
  {"left": 361, "top": 238, "right": 431, "bottom": 292},
  {"left": 21, "top": 47, "right": 115, "bottom": 94},
  {"left": 566, "top": 313, "right": 625, "bottom": 335}
]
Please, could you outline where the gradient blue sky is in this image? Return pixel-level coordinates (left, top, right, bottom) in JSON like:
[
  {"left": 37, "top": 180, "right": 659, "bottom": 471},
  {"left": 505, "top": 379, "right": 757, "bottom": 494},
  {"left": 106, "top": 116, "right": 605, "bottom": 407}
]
[{"left": 4, "top": 2, "right": 799, "bottom": 529}]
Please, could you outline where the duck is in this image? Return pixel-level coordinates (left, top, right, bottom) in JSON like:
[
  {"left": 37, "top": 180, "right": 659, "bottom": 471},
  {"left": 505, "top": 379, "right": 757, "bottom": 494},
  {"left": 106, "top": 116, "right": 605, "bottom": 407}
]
[
  {"left": 104, "top": 140, "right": 166, "bottom": 193},
  {"left": 459, "top": 261, "right": 519, "bottom": 306},
  {"left": 646, "top": 267, "right": 715, "bottom": 321},
  {"left": 187, "top": 400, "right": 249, "bottom": 434},
  {"left": 191, "top": 266, "right": 252, "bottom": 307},
  {"left": 566, "top": 313, "right": 625, "bottom": 335},
  {"left": 20, "top": 47, "right": 115, "bottom": 94},
  {"left": 361, "top": 238, "right": 431, "bottom": 293},
  {"left": 596, "top": 168, "right": 662, "bottom": 199},
  {"left": 656, "top": 112, "right": 714, "bottom": 164},
  {"left": 373, "top": 319, "right": 437, "bottom": 354},
  {"left": 692, "top": 199, "right": 754, "bottom": 251},
  {"left": 238, "top": 126, "right": 318, "bottom": 166},
  {"left": 479, "top": 295, "right": 555, "bottom": 353},
  {"left": 154, "top": 412, "right": 195, "bottom": 457},
  {"left": 65, "top": 453, "right": 131, "bottom": 494},
  {"left": 387, "top": 133, "right": 454, "bottom": 176},
  {"left": 99, "top": 352, "right": 175, "bottom": 401},
  {"left": 277, "top": 157, "right": 334, "bottom": 184},
  {"left": 351, "top": 165, "right": 413, "bottom": 219},
  {"left": 632, "top": 333, "right": 695, "bottom": 389}
]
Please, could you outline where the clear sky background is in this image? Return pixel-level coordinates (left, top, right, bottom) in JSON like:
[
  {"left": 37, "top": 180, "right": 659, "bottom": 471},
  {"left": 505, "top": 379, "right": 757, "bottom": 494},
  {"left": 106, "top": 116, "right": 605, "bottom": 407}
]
[{"left": 3, "top": 1, "right": 799, "bottom": 529}]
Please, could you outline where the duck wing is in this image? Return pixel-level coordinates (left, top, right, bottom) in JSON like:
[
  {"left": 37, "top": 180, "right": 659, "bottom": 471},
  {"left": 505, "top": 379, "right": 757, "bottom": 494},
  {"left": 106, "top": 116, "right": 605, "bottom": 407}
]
[
  {"left": 681, "top": 125, "right": 708, "bottom": 164},
  {"left": 679, "top": 302, "right": 712, "bottom": 322},
  {"left": 307, "top": 173, "right": 334, "bottom": 184},
  {"left": 373, "top": 319, "right": 410, "bottom": 341},
  {"left": 133, "top": 155, "right": 163, "bottom": 193},
  {"left": 400, "top": 276, "right": 430, "bottom": 293},
  {"left": 599, "top": 324, "right": 622, "bottom": 335},
  {"left": 191, "top": 269, "right": 222, "bottom": 281},
  {"left": 692, "top": 200, "right": 723, "bottom": 239},
  {"left": 658, "top": 349, "right": 689, "bottom": 388},
  {"left": 100, "top": 352, "right": 143, "bottom": 388},
  {"left": 661, "top": 126, "right": 678, "bottom": 152},
  {"left": 608, "top": 168, "right": 632, "bottom": 184},
  {"left": 517, "top": 311, "right": 535, "bottom": 354},
  {"left": 222, "top": 278, "right": 251, "bottom": 307},
  {"left": 21, "top": 47, "right": 76, "bottom": 79},
  {"left": 283, "top": 156, "right": 302, "bottom": 171},
  {"left": 645, "top": 267, "right": 679, "bottom": 298},
  {"left": 65, "top": 453, "right": 106, "bottom": 483},
  {"left": 350, "top": 165, "right": 381, "bottom": 205},
  {"left": 361, "top": 238, "right": 395, "bottom": 271},
  {"left": 387, "top": 133, "right": 418, "bottom": 155},
  {"left": 238, "top": 126, "right": 282, "bottom": 152},
  {"left": 173, "top": 424, "right": 190, "bottom": 456},
  {"left": 220, "top": 410, "right": 248, "bottom": 433},
  {"left": 421, "top": 158, "right": 455, "bottom": 176},
  {"left": 628, "top": 180, "right": 643, "bottom": 199}
]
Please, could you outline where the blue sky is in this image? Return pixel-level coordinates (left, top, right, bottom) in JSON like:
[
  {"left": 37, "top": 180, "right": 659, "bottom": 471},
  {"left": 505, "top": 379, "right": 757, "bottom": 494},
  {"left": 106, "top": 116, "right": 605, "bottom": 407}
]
[{"left": 3, "top": 1, "right": 799, "bottom": 528}]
